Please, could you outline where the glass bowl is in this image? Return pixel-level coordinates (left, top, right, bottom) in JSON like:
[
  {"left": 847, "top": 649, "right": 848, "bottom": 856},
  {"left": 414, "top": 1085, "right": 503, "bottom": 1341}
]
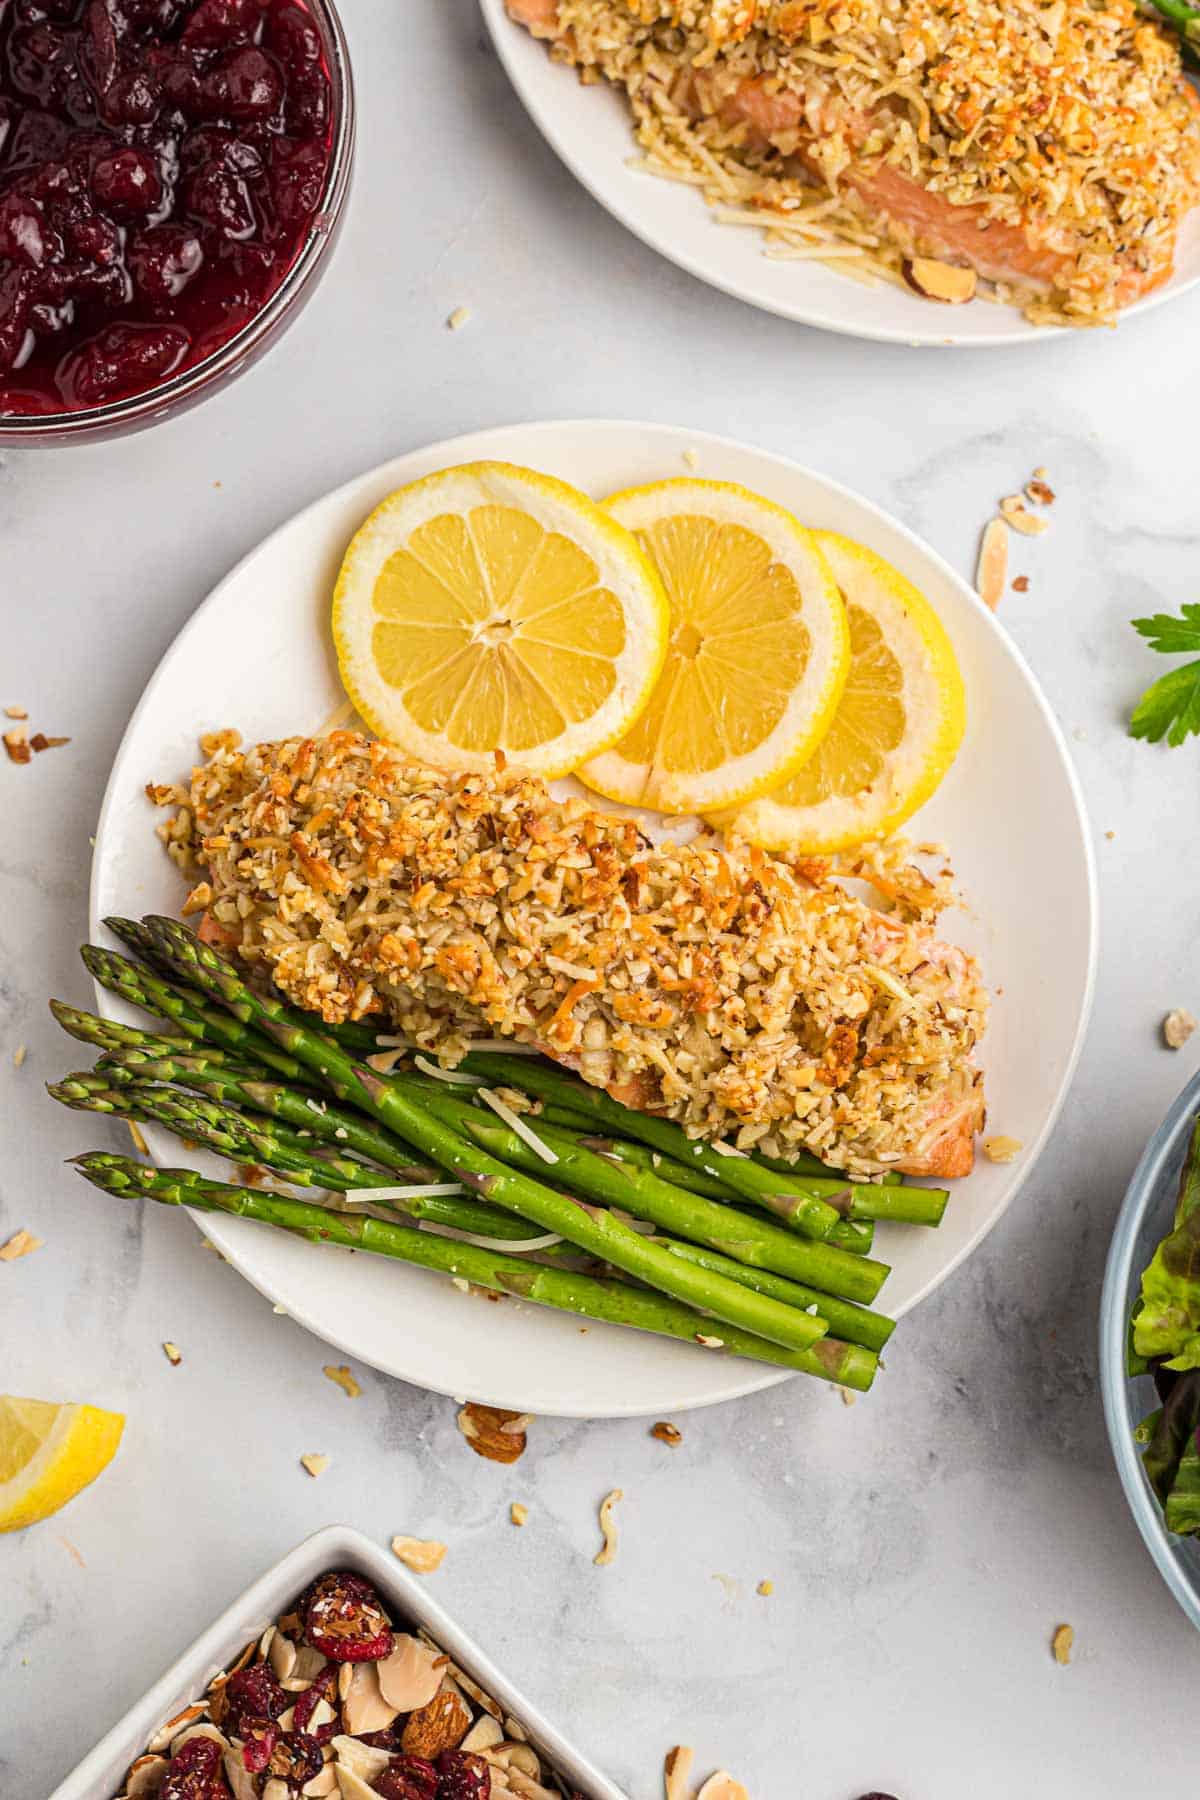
[
  {"left": 0, "top": 0, "right": 355, "bottom": 448},
  {"left": 1099, "top": 1065, "right": 1200, "bottom": 1632}
]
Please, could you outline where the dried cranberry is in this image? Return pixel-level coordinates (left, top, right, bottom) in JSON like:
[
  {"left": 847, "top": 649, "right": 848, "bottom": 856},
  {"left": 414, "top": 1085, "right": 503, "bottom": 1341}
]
[
  {"left": 290, "top": 1661, "right": 338, "bottom": 1743},
  {"left": 161, "top": 1735, "right": 228, "bottom": 1799},
  {"left": 434, "top": 1752, "right": 492, "bottom": 1800},
  {"left": 375, "top": 1756, "right": 440, "bottom": 1800},
  {"left": 267, "top": 1732, "right": 325, "bottom": 1789},
  {"left": 302, "top": 1571, "right": 394, "bottom": 1663},
  {"left": 237, "top": 1721, "right": 278, "bottom": 1774},
  {"left": 357, "top": 1727, "right": 406, "bottom": 1752},
  {"left": 160, "top": 1772, "right": 217, "bottom": 1800},
  {"left": 224, "top": 1662, "right": 288, "bottom": 1730},
  {"left": 171, "top": 1738, "right": 224, "bottom": 1778},
  {"left": 56, "top": 321, "right": 189, "bottom": 405}
]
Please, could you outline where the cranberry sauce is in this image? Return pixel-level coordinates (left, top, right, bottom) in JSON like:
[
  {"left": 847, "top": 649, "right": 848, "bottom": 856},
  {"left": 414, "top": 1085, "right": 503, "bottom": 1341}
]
[{"left": 0, "top": 0, "right": 334, "bottom": 416}]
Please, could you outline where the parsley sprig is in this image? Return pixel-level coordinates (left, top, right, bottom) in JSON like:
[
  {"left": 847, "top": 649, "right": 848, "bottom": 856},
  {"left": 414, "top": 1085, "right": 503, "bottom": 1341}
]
[{"left": 1130, "top": 604, "right": 1200, "bottom": 747}]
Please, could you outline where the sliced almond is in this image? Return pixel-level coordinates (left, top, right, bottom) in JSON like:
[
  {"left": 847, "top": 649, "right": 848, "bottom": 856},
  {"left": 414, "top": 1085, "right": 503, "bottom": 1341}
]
[
  {"left": 594, "top": 1488, "right": 623, "bottom": 1567},
  {"left": 303, "top": 1766, "right": 340, "bottom": 1798},
  {"left": 982, "top": 1135, "right": 1022, "bottom": 1164},
  {"left": 148, "top": 1704, "right": 207, "bottom": 1754},
  {"left": 1051, "top": 1622, "right": 1074, "bottom": 1665},
  {"left": 331, "top": 1735, "right": 392, "bottom": 1785},
  {"left": 665, "top": 1748, "right": 695, "bottom": 1800},
  {"left": 263, "top": 1782, "right": 290, "bottom": 1800},
  {"left": 323, "top": 1363, "right": 361, "bottom": 1399},
  {"left": 391, "top": 1534, "right": 448, "bottom": 1574},
  {"left": 334, "top": 1770, "right": 382, "bottom": 1800},
  {"left": 0, "top": 1228, "right": 44, "bottom": 1262},
  {"left": 341, "top": 1661, "right": 399, "bottom": 1737},
  {"left": 902, "top": 256, "right": 977, "bottom": 303},
  {"left": 223, "top": 1752, "right": 261, "bottom": 1800},
  {"left": 1164, "top": 1007, "right": 1197, "bottom": 1049},
  {"left": 125, "top": 1755, "right": 169, "bottom": 1797},
  {"left": 376, "top": 1633, "right": 444, "bottom": 1712},
  {"left": 975, "top": 517, "right": 1008, "bottom": 611},
  {"left": 697, "top": 1777, "right": 751, "bottom": 1800},
  {"left": 400, "top": 1688, "right": 471, "bottom": 1758},
  {"left": 503, "top": 1743, "right": 541, "bottom": 1779},
  {"left": 503, "top": 1773, "right": 558, "bottom": 1800},
  {"left": 268, "top": 1633, "right": 298, "bottom": 1683},
  {"left": 300, "top": 1453, "right": 330, "bottom": 1479},
  {"left": 289, "top": 1644, "right": 328, "bottom": 1686},
  {"left": 456, "top": 1402, "right": 530, "bottom": 1463},
  {"left": 999, "top": 495, "right": 1049, "bottom": 536},
  {"left": 510, "top": 1502, "right": 529, "bottom": 1527},
  {"left": 462, "top": 1715, "right": 506, "bottom": 1753}
]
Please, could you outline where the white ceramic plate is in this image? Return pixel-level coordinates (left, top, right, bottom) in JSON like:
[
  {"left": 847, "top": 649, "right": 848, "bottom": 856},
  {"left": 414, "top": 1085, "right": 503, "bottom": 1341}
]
[
  {"left": 90, "top": 419, "right": 1097, "bottom": 1416},
  {"left": 479, "top": 0, "right": 1200, "bottom": 348}
]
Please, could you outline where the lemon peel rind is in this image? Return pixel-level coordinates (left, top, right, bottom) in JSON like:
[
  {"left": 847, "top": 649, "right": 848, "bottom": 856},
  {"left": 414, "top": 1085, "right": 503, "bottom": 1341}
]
[
  {"left": 579, "top": 480, "right": 850, "bottom": 815},
  {"left": 331, "top": 462, "right": 670, "bottom": 780}
]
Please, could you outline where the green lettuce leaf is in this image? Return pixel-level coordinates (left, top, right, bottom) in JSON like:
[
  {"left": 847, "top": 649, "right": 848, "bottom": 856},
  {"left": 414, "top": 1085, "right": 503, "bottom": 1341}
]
[
  {"left": 1142, "top": 1371, "right": 1200, "bottom": 1537},
  {"left": 1132, "top": 1119, "right": 1200, "bottom": 1364}
]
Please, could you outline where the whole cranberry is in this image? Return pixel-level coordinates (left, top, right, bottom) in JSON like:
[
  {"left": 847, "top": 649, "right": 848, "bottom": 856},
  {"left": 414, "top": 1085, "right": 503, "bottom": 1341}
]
[
  {"left": 0, "top": 194, "right": 47, "bottom": 267},
  {"left": 206, "top": 45, "right": 282, "bottom": 120},
  {"left": 185, "top": 162, "right": 255, "bottom": 238},
  {"left": 90, "top": 147, "right": 163, "bottom": 214},
  {"left": 290, "top": 1662, "right": 338, "bottom": 1743},
  {"left": 181, "top": 0, "right": 265, "bottom": 51},
  {"left": 375, "top": 1756, "right": 440, "bottom": 1800},
  {"left": 0, "top": 267, "right": 33, "bottom": 373},
  {"left": 170, "top": 1738, "right": 224, "bottom": 1778},
  {"left": 104, "top": 68, "right": 164, "bottom": 126},
  {"left": 266, "top": 1731, "right": 325, "bottom": 1788},
  {"left": 56, "top": 321, "right": 189, "bottom": 405},
  {"left": 302, "top": 1571, "right": 394, "bottom": 1663},
  {"left": 285, "top": 64, "right": 329, "bottom": 137},
  {"left": 224, "top": 1662, "right": 287, "bottom": 1730},
  {"left": 129, "top": 223, "right": 204, "bottom": 302},
  {"left": 435, "top": 1752, "right": 492, "bottom": 1800},
  {"left": 8, "top": 23, "right": 72, "bottom": 105},
  {"left": 268, "top": 134, "right": 324, "bottom": 230},
  {"left": 82, "top": 0, "right": 120, "bottom": 92}
]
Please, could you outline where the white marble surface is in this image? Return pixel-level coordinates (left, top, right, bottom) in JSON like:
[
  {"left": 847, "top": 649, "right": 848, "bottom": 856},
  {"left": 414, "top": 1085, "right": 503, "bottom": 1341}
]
[{"left": 5, "top": 2, "right": 1200, "bottom": 1795}]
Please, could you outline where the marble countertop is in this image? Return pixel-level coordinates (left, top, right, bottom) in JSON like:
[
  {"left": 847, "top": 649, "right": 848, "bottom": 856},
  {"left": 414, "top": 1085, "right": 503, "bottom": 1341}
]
[{"left": 6, "top": 2, "right": 1200, "bottom": 1795}]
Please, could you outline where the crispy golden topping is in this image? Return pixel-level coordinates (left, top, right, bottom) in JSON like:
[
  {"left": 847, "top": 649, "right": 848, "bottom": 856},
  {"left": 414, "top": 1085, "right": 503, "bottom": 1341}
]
[{"left": 160, "top": 732, "right": 987, "bottom": 1175}]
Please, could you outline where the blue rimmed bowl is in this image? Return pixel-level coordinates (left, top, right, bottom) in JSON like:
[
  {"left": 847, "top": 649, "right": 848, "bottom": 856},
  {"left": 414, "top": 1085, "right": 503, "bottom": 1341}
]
[{"left": 1100, "top": 1068, "right": 1200, "bottom": 1632}]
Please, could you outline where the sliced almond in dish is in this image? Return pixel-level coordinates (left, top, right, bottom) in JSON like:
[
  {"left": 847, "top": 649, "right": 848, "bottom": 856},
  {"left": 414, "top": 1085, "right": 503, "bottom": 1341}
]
[
  {"left": 124, "top": 1755, "right": 169, "bottom": 1797},
  {"left": 376, "top": 1633, "right": 444, "bottom": 1712},
  {"left": 401, "top": 1688, "right": 471, "bottom": 1758},
  {"left": 341, "top": 1661, "right": 399, "bottom": 1737},
  {"left": 268, "top": 1632, "right": 298, "bottom": 1683},
  {"left": 462, "top": 1714, "right": 506, "bottom": 1753},
  {"left": 222, "top": 1752, "right": 261, "bottom": 1800},
  {"left": 147, "top": 1705, "right": 207, "bottom": 1754},
  {"left": 333, "top": 1769, "right": 382, "bottom": 1800},
  {"left": 331, "top": 1735, "right": 392, "bottom": 1785},
  {"left": 302, "top": 1766, "right": 339, "bottom": 1798},
  {"left": 902, "top": 257, "right": 977, "bottom": 303}
]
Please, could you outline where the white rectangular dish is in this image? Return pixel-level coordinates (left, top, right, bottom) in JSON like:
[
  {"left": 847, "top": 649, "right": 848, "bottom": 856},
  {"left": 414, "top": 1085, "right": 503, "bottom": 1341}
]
[{"left": 49, "top": 1523, "right": 626, "bottom": 1800}]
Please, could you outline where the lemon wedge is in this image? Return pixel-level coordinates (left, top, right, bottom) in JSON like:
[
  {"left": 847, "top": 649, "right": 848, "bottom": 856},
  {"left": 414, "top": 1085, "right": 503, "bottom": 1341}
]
[
  {"left": 331, "top": 462, "right": 669, "bottom": 779},
  {"left": 578, "top": 480, "right": 849, "bottom": 814},
  {"left": 0, "top": 1395, "right": 125, "bottom": 1533},
  {"left": 711, "top": 532, "right": 965, "bottom": 852}
]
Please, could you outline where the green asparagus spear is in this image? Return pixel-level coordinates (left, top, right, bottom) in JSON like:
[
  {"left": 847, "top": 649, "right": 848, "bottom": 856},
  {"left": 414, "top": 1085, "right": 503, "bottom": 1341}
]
[
  {"left": 650, "top": 1240, "right": 894, "bottom": 1354},
  {"left": 71, "top": 1155, "right": 875, "bottom": 1387},
  {"left": 404, "top": 1088, "right": 887, "bottom": 1305},
  {"left": 142, "top": 917, "right": 877, "bottom": 1334}
]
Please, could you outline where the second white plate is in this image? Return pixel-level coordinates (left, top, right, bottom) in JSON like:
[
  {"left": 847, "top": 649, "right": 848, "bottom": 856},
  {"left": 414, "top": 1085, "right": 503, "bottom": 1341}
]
[
  {"left": 480, "top": 0, "right": 1200, "bottom": 348},
  {"left": 90, "top": 419, "right": 1096, "bottom": 1415}
]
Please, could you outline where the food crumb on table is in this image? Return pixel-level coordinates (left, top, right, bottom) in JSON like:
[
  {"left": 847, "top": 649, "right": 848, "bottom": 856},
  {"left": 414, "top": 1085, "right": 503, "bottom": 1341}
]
[
  {"left": 1163, "top": 1008, "right": 1197, "bottom": 1050},
  {"left": 757, "top": 1579, "right": 774, "bottom": 1597},
  {"left": 0, "top": 1228, "right": 44, "bottom": 1262},
  {"left": 391, "top": 1534, "right": 448, "bottom": 1573},
  {"left": 323, "top": 1363, "right": 362, "bottom": 1399},
  {"left": 664, "top": 1745, "right": 695, "bottom": 1800},
  {"left": 651, "top": 1420, "right": 682, "bottom": 1446},
  {"left": 1052, "top": 1622, "right": 1074, "bottom": 1665},
  {"left": 983, "top": 1135, "right": 1023, "bottom": 1163},
  {"left": 1012, "top": 575, "right": 1030, "bottom": 593},
  {"left": 12, "top": 1043, "right": 26, "bottom": 1069},
  {"left": 162, "top": 1341, "right": 182, "bottom": 1366},
  {"left": 299, "top": 1452, "right": 330, "bottom": 1479},
  {"left": 975, "top": 517, "right": 1008, "bottom": 609},
  {"left": 510, "top": 1501, "right": 529, "bottom": 1527},
  {"left": 447, "top": 305, "right": 471, "bottom": 330},
  {"left": 594, "top": 1489, "right": 623, "bottom": 1567}
]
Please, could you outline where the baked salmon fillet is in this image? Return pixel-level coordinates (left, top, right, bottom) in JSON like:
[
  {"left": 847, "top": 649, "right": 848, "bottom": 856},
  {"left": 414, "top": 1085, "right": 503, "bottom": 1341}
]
[
  {"left": 155, "top": 731, "right": 987, "bottom": 1178},
  {"left": 507, "top": 0, "right": 1200, "bottom": 324}
]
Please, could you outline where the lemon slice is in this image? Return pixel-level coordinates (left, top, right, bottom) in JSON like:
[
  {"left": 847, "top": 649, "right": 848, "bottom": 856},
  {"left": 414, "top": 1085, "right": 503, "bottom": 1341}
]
[
  {"left": 0, "top": 1395, "right": 125, "bottom": 1533},
  {"left": 711, "top": 532, "right": 965, "bottom": 852},
  {"left": 578, "top": 480, "right": 849, "bottom": 814},
  {"left": 332, "top": 462, "right": 669, "bottom": 778}
]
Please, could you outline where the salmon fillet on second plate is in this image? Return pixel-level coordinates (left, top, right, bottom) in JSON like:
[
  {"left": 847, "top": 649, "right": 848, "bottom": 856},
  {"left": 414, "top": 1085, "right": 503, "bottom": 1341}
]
[
  {"left": 157, "top": 732, "right": 988, "bottom": 1180},
  {"left": 507, "top": 0, "right": 1200, "bottom": 325}
]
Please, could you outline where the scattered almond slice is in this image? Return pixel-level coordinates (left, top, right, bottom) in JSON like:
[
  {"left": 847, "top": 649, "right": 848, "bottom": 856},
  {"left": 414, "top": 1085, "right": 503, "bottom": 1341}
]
[
  {"left": 1051, "top": 1622, "right": 1074, "bottom": 1665},
  {"left": 299, "top": 1453, "right": 329, "bottom": 1479},
  {"left": 651, "top": 1421, "right": 682, "bottom": 1447},
  {"left": 162, "top": 1341, "right": 183, "bottom": 1366},
  {"left": 594, "top": 1488, "right": 623, "bottom": 1567},
  {"left": 1163, "top": 1008, "right": 1196, "bottom": 1050},
  {"left": 0, "top": 1229, "right": 43, "bottom": 1262},
  {"left": 13, "top": 1044, "right": 26, "bottom": 1069},
  {"left": 462, "top": 1715, "right": 505, "bottom": 1754},
  {"left": 999, "top": 495, "right": 1048, "bottom": 537},
  {"left": 697, "top": 1775, "right": 751, "bottom": 1800},
  {"left": 510, "top": 1502, "right": 529, "bottom": 1527},
  {"left": 839, "top": 1388, "right": 858, "bottom": 1407},
  {"left": 127, "top": 1120, "right": 150, "bottom": 1156},
  {"left": 3, "top": 729, "right": 31, "bottom": 764},
  {"left": 4, "top": 705, "right": 27, "bottom": 720},
  {"left": 342, "top": 1660, "right": 399, "bottom": 1737},
  {"left": 391, "top": 1535, "right": 448, "bottom": 1574},
  {"left": 757, "top": 1580, "right": 774, "bottom": 1597},
  {"left": 982, "top": 1135, "right": 1022, "bottom": 1164},
  {"left": 376, "top": 1634, "right": 444, "bottom": 1711},
  {"left": 1025, "top": 478, "right": 1056, "bottom": 506},
  {"left": 447, "top": 305, "right": 471, "bottom": 330},
  {"left": 456, "top": 1402, "right": 530, "bottom": 1463},
  {"left": 323, "top": 1364, "right": 361, "bottom": 1399},
  {"left": 664, "top": 1745, "right": 695, "bottom": 1800},
  {"left": 975, "top": 518, "right": 1008, "bottom": 611}
]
